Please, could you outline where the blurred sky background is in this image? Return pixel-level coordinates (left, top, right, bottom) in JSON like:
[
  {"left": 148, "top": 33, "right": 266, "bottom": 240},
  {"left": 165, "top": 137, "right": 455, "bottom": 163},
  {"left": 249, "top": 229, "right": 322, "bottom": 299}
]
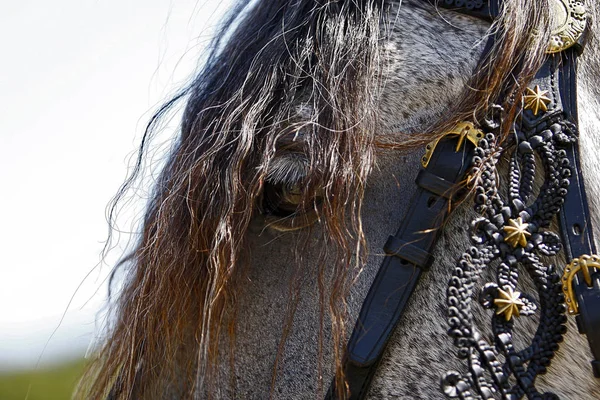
[{"left": 0, "top": 0, "right": 235, "bottom": 372}]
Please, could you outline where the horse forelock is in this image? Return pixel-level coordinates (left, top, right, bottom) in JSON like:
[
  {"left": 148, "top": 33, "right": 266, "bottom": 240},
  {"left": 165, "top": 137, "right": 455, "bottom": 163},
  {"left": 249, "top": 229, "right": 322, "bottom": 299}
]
[{"left": 78, "top": 1, "right": 600, "bottom": 399}]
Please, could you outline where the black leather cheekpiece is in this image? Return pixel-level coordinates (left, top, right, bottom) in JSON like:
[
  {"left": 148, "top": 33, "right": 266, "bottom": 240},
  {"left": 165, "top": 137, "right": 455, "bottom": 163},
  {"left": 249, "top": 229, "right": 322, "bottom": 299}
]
[
  {"left": 326, "top": 136, "right": 477, "bottom": 400},
  {"left": 416, "top": 169, "right": 460, "bottom": 199}
]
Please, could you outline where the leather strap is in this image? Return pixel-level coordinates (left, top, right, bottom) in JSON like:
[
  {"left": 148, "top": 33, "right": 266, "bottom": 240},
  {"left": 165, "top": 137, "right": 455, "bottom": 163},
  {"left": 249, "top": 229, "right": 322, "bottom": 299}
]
[
  {"left": 554, "top": 47, "right": 600, "bottom": 377},
  {"left": 325, "top": 137, "right": 477, "bottom": 400},
  {"left": 416, "top": 169, "right": 459, "bottom": 199}
]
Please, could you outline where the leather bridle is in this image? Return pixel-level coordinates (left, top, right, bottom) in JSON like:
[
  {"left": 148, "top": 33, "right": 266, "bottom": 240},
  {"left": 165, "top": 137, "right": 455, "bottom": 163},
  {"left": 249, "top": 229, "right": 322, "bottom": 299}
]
[{"left": 327, "top": 1, "right": 599, "bottom": 399}]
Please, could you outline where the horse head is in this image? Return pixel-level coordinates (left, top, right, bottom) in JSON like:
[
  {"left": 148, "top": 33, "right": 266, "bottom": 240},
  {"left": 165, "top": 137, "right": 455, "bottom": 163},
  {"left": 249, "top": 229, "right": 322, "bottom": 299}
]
[{"left": 78, "top": 0, "right": 600, "bottom": 399}]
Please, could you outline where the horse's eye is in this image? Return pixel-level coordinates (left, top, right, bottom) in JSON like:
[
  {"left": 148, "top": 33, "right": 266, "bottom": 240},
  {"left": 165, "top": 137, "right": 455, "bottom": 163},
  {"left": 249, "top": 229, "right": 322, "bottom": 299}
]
[
  {"left": 263, "top": 182, "right": 306, "bottom": 217},
  {"left": 261, "top": 181, "right": 321, "bottom": 230}
]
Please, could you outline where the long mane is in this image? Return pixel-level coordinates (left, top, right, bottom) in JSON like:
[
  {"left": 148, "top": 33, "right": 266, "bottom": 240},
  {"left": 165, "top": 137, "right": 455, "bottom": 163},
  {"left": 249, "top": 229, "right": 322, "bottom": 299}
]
[{"left": 76, "top": 0, "right": 595, "bottom": 399}]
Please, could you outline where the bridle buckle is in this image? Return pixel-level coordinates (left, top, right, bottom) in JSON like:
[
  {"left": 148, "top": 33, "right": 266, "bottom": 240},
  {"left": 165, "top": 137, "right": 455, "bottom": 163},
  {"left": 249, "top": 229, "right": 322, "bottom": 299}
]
[
  {"left": 561, "top": 254, "right": 600, "bottom": 315},
  {"left": 421, "top": 122, "right": 484, "bottom": 168}
]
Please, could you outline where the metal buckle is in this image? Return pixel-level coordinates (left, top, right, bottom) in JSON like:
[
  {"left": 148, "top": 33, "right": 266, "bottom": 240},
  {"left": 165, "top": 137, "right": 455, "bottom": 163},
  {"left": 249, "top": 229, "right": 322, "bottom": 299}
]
[
  {"left": 561, "top": 254, "right": 600, "bottom": 315},
  {"left": 421, "top": 122, "right": 484, "bottom": 168}
]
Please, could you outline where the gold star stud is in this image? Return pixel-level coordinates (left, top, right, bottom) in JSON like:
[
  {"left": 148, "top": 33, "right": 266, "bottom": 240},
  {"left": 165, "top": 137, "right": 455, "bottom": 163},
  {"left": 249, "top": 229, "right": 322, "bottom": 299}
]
[
  {"left": 523, "top": 85, "right": 551, "bottom": 116},
  {"left": 494, "top": 286, "right": 524, "bottom": 321},
  {"left": 503, "top": 217, "right": 531, "bottom": 248}
]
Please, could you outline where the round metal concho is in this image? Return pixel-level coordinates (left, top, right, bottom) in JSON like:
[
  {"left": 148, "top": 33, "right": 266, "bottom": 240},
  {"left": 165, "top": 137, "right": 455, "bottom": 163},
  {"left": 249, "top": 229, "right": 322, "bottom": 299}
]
[{"left": 547, "top": 0, "right": 587, "bottom": 53}]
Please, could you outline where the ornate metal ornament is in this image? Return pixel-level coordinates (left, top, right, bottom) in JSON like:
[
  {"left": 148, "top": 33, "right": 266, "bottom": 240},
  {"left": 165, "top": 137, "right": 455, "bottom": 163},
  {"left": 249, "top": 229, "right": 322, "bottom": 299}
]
[
  {"left": 547, "top": 0, "right": 587, "bottom": 54},
  {"left": 494, "top": 286, "right": 524, "bottom": 321},
  {"left": 523, "top": 85, "right": 551, "bottom": 116},
  {"left": 422, "top": 122, "right": 484, "bottom": 168},
  {"left": 562, "top": 254, "right": 600, "bottom": 315},
  {"left": 503, "top": 217, "right": 531, "bottom": 248}
]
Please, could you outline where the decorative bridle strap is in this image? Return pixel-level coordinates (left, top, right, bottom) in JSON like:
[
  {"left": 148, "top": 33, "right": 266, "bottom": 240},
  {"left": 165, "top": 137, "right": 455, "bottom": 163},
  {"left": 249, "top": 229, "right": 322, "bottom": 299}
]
[{"left": 328, "top": 1, "right": 598, "bottom": 399}]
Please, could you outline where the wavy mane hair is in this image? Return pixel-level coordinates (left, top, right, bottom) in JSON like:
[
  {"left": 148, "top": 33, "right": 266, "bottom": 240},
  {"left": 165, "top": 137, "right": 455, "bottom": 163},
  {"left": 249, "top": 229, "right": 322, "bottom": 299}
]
[{"left": 76, "top": 0, "right": 581, "bottom": 398}]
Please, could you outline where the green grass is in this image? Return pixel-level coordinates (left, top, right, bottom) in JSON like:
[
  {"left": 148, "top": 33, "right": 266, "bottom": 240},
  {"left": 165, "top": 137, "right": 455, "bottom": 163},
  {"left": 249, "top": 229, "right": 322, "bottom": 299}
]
[{"left": 0, "top": 358, "right": 87, "bottom": 400}]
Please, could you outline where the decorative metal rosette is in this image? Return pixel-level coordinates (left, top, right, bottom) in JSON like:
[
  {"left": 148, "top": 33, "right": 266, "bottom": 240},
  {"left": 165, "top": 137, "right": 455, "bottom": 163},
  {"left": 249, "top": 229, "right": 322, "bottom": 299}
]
[
  {"left": 441, "top": 101, "right": 578, "bottom": 399},
  {"left": 547, "top": 0, "right": 587, "bottom": 54}
]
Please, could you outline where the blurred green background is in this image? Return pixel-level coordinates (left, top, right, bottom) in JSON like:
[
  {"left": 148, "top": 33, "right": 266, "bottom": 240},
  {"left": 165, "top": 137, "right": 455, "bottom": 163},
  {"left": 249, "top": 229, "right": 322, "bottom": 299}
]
[{"left": 0, "top": 359, "right": 86, "bottom": 400}]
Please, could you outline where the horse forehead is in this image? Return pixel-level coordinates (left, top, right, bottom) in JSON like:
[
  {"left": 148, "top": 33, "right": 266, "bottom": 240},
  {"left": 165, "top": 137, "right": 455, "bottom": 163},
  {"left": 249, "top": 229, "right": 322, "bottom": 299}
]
[{"left": 378, "top": 3, "right": 490, "bottom": 132}]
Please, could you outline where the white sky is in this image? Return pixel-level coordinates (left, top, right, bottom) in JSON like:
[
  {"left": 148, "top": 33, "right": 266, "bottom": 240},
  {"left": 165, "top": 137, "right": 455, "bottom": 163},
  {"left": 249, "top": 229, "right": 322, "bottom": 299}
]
[{"left": 0, "top": 0, "right": 235, "bottom": 370}]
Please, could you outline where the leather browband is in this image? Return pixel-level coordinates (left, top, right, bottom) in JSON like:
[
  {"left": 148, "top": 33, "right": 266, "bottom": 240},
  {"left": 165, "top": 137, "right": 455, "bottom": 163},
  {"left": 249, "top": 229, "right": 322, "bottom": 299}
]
[{"left": 327, "top": 1, "right": 600, "bottom": 399}]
